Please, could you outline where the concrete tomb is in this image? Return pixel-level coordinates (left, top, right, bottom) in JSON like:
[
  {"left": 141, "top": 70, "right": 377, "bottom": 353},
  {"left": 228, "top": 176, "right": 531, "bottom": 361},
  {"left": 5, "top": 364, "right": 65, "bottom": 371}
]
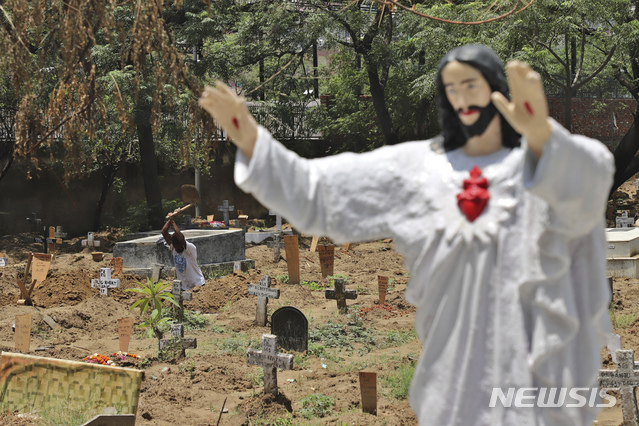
[
  {"left": 606, "top": 227, "right": 639, "bottom": 278},
  {"left": 271, "top": 306, "right": 308, "bottom": 353},
  {"left": 113, "top": 229, "right": 252, "bottom": 276}
]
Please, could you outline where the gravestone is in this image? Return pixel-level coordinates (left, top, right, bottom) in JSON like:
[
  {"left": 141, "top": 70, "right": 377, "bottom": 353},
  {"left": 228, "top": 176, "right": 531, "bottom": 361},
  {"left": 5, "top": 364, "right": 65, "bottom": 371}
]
[
  {"left": 0, "top": 254, "right": 7, "bottom": 267},
  {"left": 267, "top": 234, "right": 285, "bottom": 263},
  {"left": 378, "top": 276, "right": 388, "bottom": 305},
  {"left": 248, "top": 276, "right": 280, "bottom": 326},
  {"left": 318, "top": 245, "right": 334, "bottom": 277},
  {"left": 151, "top": 263, "right": 164, "bottom": 283},
  {"left": 325, "top": 278, "right": 358, "bottom": 314},
  {"left": 218, "top": 200, "right": 235, "bottom": 226},
  {"left": 283, "top": 235, "right": 300, "bottom": 284},
  {"left": 247, "top": 334, "right": 293, "bottom": 395},
  {"left": 55, "top": 226, "right": 68, "bottom": 239},
  {"left": 617, "top": 211, "right": 635, "bottom": 228},
  {"left": 269, "top": 210, "right": 282, "bottom": 231},
  {"left": 171, "top": 280, "right": 192, "bottom": 323},
  {"left": 271, "top": 306, "right": 308, "bottom": 353},
  {"left": 91, "top": 268, "right": 121, "bottom": 296},
  {"left": 599, "top": 349, "right": 639, "bottom": 425},
  {"left": 159, "top": 324, "right": 197, "bottom": 358}
]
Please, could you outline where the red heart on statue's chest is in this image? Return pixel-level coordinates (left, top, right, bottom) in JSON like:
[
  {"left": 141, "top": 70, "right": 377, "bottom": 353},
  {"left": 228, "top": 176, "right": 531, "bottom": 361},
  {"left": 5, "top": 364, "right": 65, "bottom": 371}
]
[{"left": 456, "top": 165, "right": 490, "bottom": 222}]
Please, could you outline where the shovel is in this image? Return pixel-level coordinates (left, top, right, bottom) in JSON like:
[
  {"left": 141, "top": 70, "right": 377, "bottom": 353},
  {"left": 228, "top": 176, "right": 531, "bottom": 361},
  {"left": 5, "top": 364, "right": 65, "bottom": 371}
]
[{"left": 166, "top": 184, "right": 201, "bottom": 219}]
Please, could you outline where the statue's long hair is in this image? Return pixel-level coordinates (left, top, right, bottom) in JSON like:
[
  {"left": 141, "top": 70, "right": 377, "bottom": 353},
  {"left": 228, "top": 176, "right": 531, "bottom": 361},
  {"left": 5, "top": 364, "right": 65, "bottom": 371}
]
[{"left": 436, "top": 45, "right": 521, "bottom": 151}]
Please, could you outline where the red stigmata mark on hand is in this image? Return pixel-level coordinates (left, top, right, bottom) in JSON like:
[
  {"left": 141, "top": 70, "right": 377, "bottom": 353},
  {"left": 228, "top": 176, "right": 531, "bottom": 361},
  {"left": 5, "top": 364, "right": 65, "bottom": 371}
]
[
  {"left": 524, "top": 101, "right": 534, "bottom": 116},
  {"left": 232, "top": 117, "right": 239, "bottom": 129}
]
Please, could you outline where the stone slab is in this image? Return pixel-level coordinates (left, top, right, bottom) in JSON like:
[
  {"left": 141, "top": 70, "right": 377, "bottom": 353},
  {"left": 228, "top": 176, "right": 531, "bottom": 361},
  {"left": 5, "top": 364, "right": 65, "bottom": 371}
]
[
  {"left": 113, "top": 229, "right": 246, "bottom": 271},
  {"left": 607, "top": 227, "right": 639, "bottom": 258},
  {"left": 607, "top": 256, "right": 639, "bottom": 279}
]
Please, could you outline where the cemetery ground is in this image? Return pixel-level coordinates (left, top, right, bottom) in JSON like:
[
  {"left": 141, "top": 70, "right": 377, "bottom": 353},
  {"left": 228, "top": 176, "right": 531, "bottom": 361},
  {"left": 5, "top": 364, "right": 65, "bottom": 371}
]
[{"left": 1, "top": 211, "right": 638, "bottom": 425}]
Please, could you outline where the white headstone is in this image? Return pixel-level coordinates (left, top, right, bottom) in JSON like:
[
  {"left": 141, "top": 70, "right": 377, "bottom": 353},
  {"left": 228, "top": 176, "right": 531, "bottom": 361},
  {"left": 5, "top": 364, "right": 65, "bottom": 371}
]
[{"left": 247, "top": 334, "right": 293, "bottom": 395}]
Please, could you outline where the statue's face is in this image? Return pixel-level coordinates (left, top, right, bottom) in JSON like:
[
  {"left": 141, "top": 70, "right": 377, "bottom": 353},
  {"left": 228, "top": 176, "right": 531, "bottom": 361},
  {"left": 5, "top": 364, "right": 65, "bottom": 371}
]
[{"left": 441, "top": 60, "right": 493, "bottom": 127}]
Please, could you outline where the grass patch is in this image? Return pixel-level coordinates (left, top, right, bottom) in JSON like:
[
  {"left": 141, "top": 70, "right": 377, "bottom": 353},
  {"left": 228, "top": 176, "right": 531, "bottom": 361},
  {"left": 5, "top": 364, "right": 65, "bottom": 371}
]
[
  {"left": 382, "top": 361, "right": 415, "bottom": 400},
  {"left": 276, "top": 274, "right": 290, "bottom": 284},
  {"left": 308, "top": 315, "right": 376, "bottom": 359},
  {"left": 611, "top": 311, "right": 638, "bottom": 329},
  {"left": 298, "top": 394, "right": 335, "bottom": 419},
  {"left": 215, "top": 333, "right": 260, "bottom": 355},
  {"left": 380, "top": 329, "right": 417, "bottom": 348}
]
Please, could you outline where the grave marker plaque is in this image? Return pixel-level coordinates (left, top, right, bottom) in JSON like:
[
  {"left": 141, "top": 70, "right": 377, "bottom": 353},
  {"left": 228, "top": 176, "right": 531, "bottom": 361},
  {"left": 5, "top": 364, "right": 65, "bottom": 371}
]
[
  {"left": 283, "top": 235, "right": 300, "bottom": 284},
  {"left": 247, "top": 334, "right": 293, "bottom": 395},
  {"left": 271, "top": 306, "right": 308, "bottom": 353},
  {"left": 207, "top": 214, "right": 215, "bottom": 222},
  {"left": 91, "top": 268, "right": 121, "bottom": 296},
  {"left": 15, "top": 314, "right": 32, "bottom": 353},
  {"left": 111, "top": 257, "right": 124, "bottom": 275},
  {"left": 218, "top": 200, "right": 235, "bottom": 226},
  {"left": 248, "top": 276, "right": 280, "bottom": 326},
  {"left": 599, "top": 349, "right": 639, "bottom": 425},
  {"left": 359, "top": 371, "right": 377, "bottom": 415},
  {"left": 0, "top": 254, "right": 7, "bottom": 267},
  {"left": 118, "top": 318, "right": 133, "bottom": 353},
  {"left": 325, "top": 278, "right": 358, "bottom": 314},
  {"left": 378, "top": 276, "right": 388, "bottom": 305},
  {"left": 318, "top": 245, "right": 335, "bottom": 277},
  {"left": 32, "top": 253, "right": 53, "bottom": 283}
]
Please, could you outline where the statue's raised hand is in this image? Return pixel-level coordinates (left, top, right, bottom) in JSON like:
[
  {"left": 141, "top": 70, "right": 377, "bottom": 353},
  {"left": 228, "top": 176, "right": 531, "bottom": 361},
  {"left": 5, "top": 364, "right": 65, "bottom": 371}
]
[
  {"left": 199, "top": 81, "right": 258, "bottom": 158},
  {"left": 491, "top": 61, "right": 552, "bottom": 157}
]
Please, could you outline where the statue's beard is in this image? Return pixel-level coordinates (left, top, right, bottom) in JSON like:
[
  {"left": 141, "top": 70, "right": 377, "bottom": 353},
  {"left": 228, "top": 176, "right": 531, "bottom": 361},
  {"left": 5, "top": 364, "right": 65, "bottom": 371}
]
[{"left": 458, "top": 103, "right": 498, "bottom": 139}]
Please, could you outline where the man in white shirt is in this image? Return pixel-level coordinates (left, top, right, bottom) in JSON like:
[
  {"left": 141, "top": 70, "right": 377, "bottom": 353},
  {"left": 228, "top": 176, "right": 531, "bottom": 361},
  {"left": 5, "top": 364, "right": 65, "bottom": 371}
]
[{"left": 161, "top": 210, "right": 205, "bottom": 291}]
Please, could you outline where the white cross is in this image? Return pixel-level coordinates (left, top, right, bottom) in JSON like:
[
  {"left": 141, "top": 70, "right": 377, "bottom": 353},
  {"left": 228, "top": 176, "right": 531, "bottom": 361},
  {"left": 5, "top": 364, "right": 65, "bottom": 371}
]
[
  {"left": 599, "top": 349, "right": 639, "bottom": 424},
  {"left": 171, "top": 280, "right": 192, "bottom": 323},
  {"left": 269, "top": 210, "right": 282, "bottom": 231},
  {"left": 266, "top": 234, "right": 285, "bottom": 262},
  {"left": 247, "top": 276, "right": 280, "bottom": 326},
  {"left": 218, "top": 200, "right": 235, "bottom": 226},
  {"left": 617, "top": 211, "right": 635, "bottom": 228},
  {"left": 247, "top": 334, "right": 293, "bottom": 395},
  {"left": 91, "top": 268, "right": 120, "bottom": 296}
]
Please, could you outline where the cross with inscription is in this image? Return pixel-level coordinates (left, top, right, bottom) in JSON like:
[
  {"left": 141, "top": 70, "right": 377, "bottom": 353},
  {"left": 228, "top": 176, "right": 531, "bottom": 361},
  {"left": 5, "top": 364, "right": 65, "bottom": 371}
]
[
  {"left": 599, "top": 349, "right": 639, "bottom": 425},
  {"left": 267, "top": 234, "right": 285, "bottom": 263},
  {"left": 91, "top": 268, "right": 120, "bottom": 296},
  {"left": 159, "top": 324, "right": 197, "bottom": 358},
  {"left": 171, "top": 280, "right": 192, "bottom": 323},
  {"left": 269, "top": 210, "right": 282, "bottom": 232},
  {"left": 247, "top": 334, "right": 293, "bottom": 395},
  {"left": 247, "top": 276, "right": 280, "bottom": 326},
  {"left": 617, "top": 211, "right": 635, "bottom": 228},
  {"left": 325, "top": 278, "right": 358, "bottom": 314},
  {"left": 217, "top": 200, "right": 235, "bottom": 226}
]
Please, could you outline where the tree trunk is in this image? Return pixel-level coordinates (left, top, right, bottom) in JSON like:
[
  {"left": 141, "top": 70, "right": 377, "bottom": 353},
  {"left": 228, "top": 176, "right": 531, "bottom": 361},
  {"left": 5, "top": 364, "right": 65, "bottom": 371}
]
[
  {"left": 365, "top": 59, "right": 399, "bottom": 146},
  {"left": 610, "top": 110, "right": 639, "bottom": 196},
  {"left": 136, "top": 109, "right": 163, "bottom": 230},
  {"left": 92, "top": 164, "right": 117, "bottom": 231},
  {"left": 564, "top": 86, "right": 572, "bottom": 132}
]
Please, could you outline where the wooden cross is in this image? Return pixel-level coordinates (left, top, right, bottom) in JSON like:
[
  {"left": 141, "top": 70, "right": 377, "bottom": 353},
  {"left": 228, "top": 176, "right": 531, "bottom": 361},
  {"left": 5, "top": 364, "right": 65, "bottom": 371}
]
[
  {"left": 325, "top": 278, "right": 357, "bottom": 314},
  {"left": 44, "top": 226, "right": 62, "bottom": 258},
  {"left": 17, "top": 253, "right": 52, "bottom": 305},
  {"left": 171, "top": 280, "right": 192, "bottom": 323},
  {"left": 617, "top": 211, "right": 635, "bottom": 228},
  {"left": 217, "top": 200, "right": 235, "bottom": 226},
  {"left": 159, "top": 324, "right": 197, "bottom": 358},
  {"left": 599, "top": 349, "right": 639, "bottom": 425},
  {"left": 91, "top": 267, "right": 121, "bottom": 296},
  {"left": 267, "top": 234, "right": 285, "bottom": 262},
  {"left": 269, "top": 210, "right": 282, "bottom": 231},
  {"left": 247, "top": 334, "right": 293, "bottom": 395},
  {"left": 247, "top": 276, "right": 280, "bottom": 326}
]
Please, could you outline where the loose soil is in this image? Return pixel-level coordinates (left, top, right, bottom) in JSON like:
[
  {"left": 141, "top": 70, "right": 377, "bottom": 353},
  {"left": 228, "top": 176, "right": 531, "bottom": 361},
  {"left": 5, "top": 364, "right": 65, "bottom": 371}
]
[{"left": 1, "top": 186, "right": 638, "bottom": 426}]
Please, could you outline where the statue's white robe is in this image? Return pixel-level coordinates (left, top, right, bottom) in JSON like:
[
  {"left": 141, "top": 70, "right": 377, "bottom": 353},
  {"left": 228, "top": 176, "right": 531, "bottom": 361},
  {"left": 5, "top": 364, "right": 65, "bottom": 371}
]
[{"left": 235, "top": 120, "right": 614, "bottom": 425}]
